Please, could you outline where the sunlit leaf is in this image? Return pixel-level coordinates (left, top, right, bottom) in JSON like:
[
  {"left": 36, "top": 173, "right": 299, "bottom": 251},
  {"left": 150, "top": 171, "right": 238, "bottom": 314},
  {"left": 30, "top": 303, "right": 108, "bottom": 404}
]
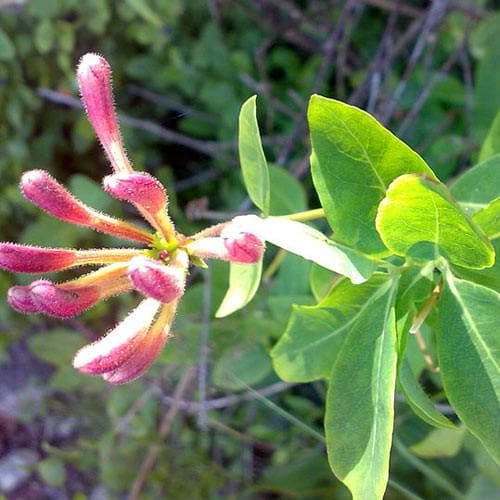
[
  {"left": 376, "top": 174, "right": 494, "bottom": 269},
  {"left": 238, "top": 95, "right": 270, "bottom": 216},
  {"left": 308, "top": 95, "right": 435, "bottom": 255},
  {"left": 215, "top": 260, "right": 262, "bottom": 318},
  {"left": 325, "top": 277, "right": 398, "bottom": 500},
  {"left": 411, "top": 426, "right": 465, "bottom": 458}
]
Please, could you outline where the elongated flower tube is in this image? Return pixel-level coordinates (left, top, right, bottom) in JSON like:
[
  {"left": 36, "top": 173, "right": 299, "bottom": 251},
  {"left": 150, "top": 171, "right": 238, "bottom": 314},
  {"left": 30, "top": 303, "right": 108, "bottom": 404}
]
[
  {"left": 73, "top": 298, "right": 161, "bottom": 375},
  {"left": 103, "top": 172, "right": 176, "bottom": 240},
  {"left": 102, "top": 302, "right": 176, "bottom": 384},
  {"left": 77, "top": 53, "right": 132, "bottom": 174},
  {"left": 29, "top": 263, "right": 131, "bottom": 318},
  {"left": 0, "top": 243, "right": 144, "bottom": 273},
  {"left": 128, "top": 252, "right": 187, "bottom": 303},
  {"left": 1, "top": 52, "right": 275, "bottom": 384},
  {"left": 21, "top": 170, "right": 153, "bottom": 244},
  {"left": 0, "top": 243, "right": 77, "bottom": 273}
]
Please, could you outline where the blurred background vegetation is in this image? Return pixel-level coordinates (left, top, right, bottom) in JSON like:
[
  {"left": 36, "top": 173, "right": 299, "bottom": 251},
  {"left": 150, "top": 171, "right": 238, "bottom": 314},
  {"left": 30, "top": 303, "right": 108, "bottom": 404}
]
[{"left": 0, "top": 0, "right": 499, "bottom": 498}]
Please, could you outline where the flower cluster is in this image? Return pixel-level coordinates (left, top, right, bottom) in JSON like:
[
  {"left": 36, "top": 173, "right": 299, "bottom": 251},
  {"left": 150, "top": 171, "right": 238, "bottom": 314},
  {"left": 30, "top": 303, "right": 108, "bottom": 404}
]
[{"left": 0, "top": 53, "right": 264, "bottom": 384}]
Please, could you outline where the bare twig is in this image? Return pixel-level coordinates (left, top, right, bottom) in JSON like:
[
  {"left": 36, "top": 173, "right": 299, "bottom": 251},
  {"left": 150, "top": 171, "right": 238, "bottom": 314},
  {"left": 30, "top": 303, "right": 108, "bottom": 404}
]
[
  {"left": 397, "top": 34, "right": 467, "bottom": 137},
  {"left": 381, "top": 0, "right": 450, "bottom": 124},
  {"left": 36, "top": 87, "right": 233, "bottom": 157},
  {"left": 197, "top": 266, "right": 212, "bottom": 430},
  {"left": 129, "top": 367, "right": 197, "bottom": 500},
  {"left": 381, "top": 0, "right": 448, "bottom": 123},
  {"left": 127, "top": 84, "right": 217, "bottom": 124},
  {"left": 162, "top": 380, "right": 296, "bottom": 412},
  {"left": 362, "top": 0, "right": 421, "bottom": 18}
]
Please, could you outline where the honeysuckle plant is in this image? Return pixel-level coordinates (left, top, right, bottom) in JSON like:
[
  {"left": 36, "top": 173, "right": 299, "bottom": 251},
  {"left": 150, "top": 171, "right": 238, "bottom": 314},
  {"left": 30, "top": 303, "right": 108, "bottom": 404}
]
[{"left": 1, "top": 53, "right": 499, "bottom": 499}]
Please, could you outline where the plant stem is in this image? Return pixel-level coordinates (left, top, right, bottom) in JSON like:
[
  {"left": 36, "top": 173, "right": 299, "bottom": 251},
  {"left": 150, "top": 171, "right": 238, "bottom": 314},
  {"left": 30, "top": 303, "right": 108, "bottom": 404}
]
[{"left": 279, "top": 208, "right": 325, "bottom": 222}]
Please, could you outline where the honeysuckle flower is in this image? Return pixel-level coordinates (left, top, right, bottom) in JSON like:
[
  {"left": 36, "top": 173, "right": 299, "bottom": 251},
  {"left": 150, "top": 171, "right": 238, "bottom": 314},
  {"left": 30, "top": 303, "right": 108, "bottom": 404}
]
[
  {"left": 0, "top": 53, "right": 264, "bottom": 384},
  {"left": 0, "top": 52, "right": 373, "bottom": 383}
]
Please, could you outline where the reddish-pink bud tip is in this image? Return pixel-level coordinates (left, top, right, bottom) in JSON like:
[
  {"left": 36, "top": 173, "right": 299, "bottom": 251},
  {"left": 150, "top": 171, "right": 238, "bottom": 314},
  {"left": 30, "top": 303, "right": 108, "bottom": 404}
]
[
  {"left": 20, "top": 170, "right": 92, "bottom": 225},
  {"left": 29, "top": 280, "right": 100, "bottom": 318},
  {"left": 77, "top": 53, "right": 131, "bottom": 173},
  {"left": 103, "top": 172, "right": 167, "bottom": 213},
  {"left": 7, "top": 286, "right": 39, "bottom": 313},
  {"left": 128, "top": 256, "right": 185, "bottom": 303},
  {"left": 0, "top": 243, "right": 76, "bottom": 273},
  {"left": 223, "top": 231, "right": 264, "bottom": 264}
]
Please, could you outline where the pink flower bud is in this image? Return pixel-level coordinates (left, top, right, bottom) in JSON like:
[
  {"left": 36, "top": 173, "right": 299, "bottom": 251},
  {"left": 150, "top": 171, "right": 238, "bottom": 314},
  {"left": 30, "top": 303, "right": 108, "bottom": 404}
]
[
  {"left": 20, "top": 170, "right": 93, "bottom": 225},
  {"left": 0, "top": 243, "right": 76, "bottom": 273},
  {"left": 102, "top": 302, "right": 174, "bottom": 384},
  {"left": 128, "top": 256, "right": 186, "bottom": 303},
  {"left": 223, "top": 231, "right": 264, "bottom": 264},
  {"left": 29, "top": 279, "right": 101, "bottom": 318},
  {"left": 73, "top": 298, "right": 160, "bottom": 375},
  {"left": 77, "top": 53, "right": 132, "bottom": 174},
  {"left": 20, "top": 169, "right": 153, "bottom": 244},
  {"left": 103, "top": 172, "right": 167, "bottom": 213},
  {"left": 7, "top": 286, "right": 39, "bottom": 313}
]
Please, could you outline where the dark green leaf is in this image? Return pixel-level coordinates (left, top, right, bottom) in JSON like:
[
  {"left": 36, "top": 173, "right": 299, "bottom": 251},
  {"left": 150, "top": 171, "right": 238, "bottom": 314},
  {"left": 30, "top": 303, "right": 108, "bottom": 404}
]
[
  {"left": 269, "top": 164, "right": 307, "bottom": 215},
  {"left": 398, "top": 359, "right": 456, "bottom": 430},
  {"left": 450, "top": 154, "right": 500, "bottom": 215},
  {"left": 272, "top": 275, "right": 391, "bottom": 382},
  {"left": 436, "top": 271, "right": 500, "bottom": 463},
  {"left": 479, "top": 111, "right": 500, "bottom": 162},
  {"left": 213, "top": 343, "right": 272, "bottom": 390}
]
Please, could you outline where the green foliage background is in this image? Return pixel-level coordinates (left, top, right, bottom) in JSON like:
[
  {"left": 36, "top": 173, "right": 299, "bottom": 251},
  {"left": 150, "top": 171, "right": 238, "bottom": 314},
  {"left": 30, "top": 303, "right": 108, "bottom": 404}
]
[{"left": 0, "top": 0, "right": 499, "bottom": 498}]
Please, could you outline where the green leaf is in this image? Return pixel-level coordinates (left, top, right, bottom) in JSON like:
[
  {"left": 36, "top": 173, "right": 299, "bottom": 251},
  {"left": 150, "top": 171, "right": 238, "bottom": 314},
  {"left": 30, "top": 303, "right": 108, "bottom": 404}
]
[
  {"left": 398, "top": 359, "right": 456, "bottom": 429},
  {"left": 69, "top": 174, "right": 114, "bottom": 212},
  {"left": 453, "top": 239, "right": 500, "bottom": 293},
  {"left": 410, "top": 426, "right": 465, "bottom": 458},
  {"left": 395, "top": 264, "right": 434, "bottom": 355},
  {"left": 0, "top": 28, "right": 15, "bottom": 61},
  {"left": 238, "top": 95, "right": 270, "bottom": 216},
  {"left": 479, "top": 110, "right": 500, "bottom": 162},
  {"left": 213, "top": 343, "right": 272, "bottom": 390},
  {"left": 28, "top": 329, "right": 85, "bottom": 367},
  {"left": 38, "top": 457, "right": 65, "bottom": 487},
  {"left": 473, "top": 44, "right": 500, "bottom": 143},
  {"left": 269, "top": 164, "right": 307, "bottom": 215},
  {"left": 450, "top": 154, "right": 500, "bottom": 215},
  {"left": 376, "top": 174, "right": 494, "bottom": 269},
  {"left": 309, "top": 263, "right": 336, "bottom": 302},
  {"left": 474, "top": 199, "right": 500, "bottom": 240},
  {"left": 272, "top": 275, "right": 391, "bottom": 382},
  {"left": 124, "top": 0, "right": 163, "bottom": 27},
  {"left": 215, "top": 260, "right": 262, "bottom": 318},
  {"left": 308, "top": 95, "right": 435, "bottom": 255},
  {"left": 325, "top": 276, "right": 398, "bottom": 500},
  {"left": 233, "top": 215, "right": 376, "bottom": 284},
  {"left": 436, "top": 271, "right": 500, "bottom": 463}
]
